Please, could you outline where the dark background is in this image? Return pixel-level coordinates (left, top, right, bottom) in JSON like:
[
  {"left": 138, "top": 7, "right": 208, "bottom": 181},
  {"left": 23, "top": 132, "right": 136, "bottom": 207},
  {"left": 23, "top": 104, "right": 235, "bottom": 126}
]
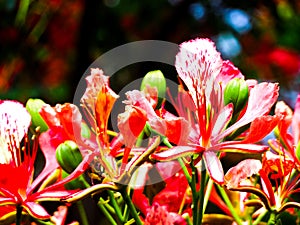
[{"left": 1, "top": 0, "right": 299, "bottom": 106}]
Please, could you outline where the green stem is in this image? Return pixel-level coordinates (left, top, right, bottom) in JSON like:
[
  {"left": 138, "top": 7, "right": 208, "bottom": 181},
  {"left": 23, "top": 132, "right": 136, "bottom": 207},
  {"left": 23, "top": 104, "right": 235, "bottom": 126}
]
[
  {"left": 98, "top": 200, "right": 118, "bottom": 225},
  {"left": 267, "top": 211, "right": 277, "bottom": 225},
  {"left": 178, "top": 157, "right": 192, "bottom": 184},
  {"left": 76, "top": 201, "right": 89, "bottom": 225},
  {"left": 123, "top": 204, "right": 130, "bottom": 222},
  {"left": 217, "top": 185, "right": 243, "bottom": 225},
  {"left": 108, "top": 190, "right": 124, "bottom": 223},
  {"left": 253, "top": 210, "right": 267, "bottom": 225},
  {"left": 16, "top": 205, "right": 22, "bottom": 225},
  {"left": 183, "top": 213, "right": 193, "bottom": 225},
  {"left": 190, "top": 163, "right": 199, "bottom": 225},
  {"left": 15, "top": 0, "right": 30, "bottom": 26},
  {"left": 99, "top": 198, "right": 116, "bottom": 214},
  {"left": 202, "top": 178, "right": 214, "bottom": 212},
  {"left": 120, "top": 186, "right": 143, "bottom": 225},
  {"left": 197, "top": 167, "right": 206, "bottom": 225}
]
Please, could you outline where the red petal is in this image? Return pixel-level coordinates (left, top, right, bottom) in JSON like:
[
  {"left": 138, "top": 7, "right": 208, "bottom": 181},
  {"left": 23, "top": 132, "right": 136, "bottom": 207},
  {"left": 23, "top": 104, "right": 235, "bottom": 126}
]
[
  {"left": 151, "top": 146, "right": 203, "bottom": 161},
  {"left": 132, "top": 188, "right": 150, "bottom": 215},
  {"left": 217, "top": 60, "right": 244, "bottom": 86},
  {"left": 220, "top": 82, "right": 279, "bottom": 139},
  {"left": 216, "top": 142, "right": 269, "bottom": 153},
  {"left": 241, "top": 115, "right": 279, "bottom": 143},
  {"left": 224, "top": 159, "right": 262, "bottom": 189},
  {"left": 118, "top": 105, "right": 147, "bottom": 147},
  {"left": 23, "top": 201, "right": 50, "bottom": 219},
  {"left": 212, "top": 103, "right": 233, "bottom": 139},
  {"left": 203, "top": 151, "right": 224, "bottom": 184},
  {"left": 162, "top": 112, "right": 190, "bottom": 145},
  {"left": 51, "top": 205, "right": 68, "bottom": 225},
  {"left": 292, "top": 94, "right": 300, "bottom": 144}
]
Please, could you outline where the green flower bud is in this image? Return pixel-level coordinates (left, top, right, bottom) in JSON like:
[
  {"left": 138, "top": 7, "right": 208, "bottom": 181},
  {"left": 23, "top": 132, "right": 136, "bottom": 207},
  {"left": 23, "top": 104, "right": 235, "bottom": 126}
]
[
  {"left": 140, "top": 70, "right": 166, "bottom": 108},
  {"left": 56, "top": 140, "right": 83, "bottom": 174},
  {"left": 62, "top": 170, "right": 89, "bottom": 190},
  {"left": 296, "top": 141, "right": 300, "bottom": 162},
  {"left": 26, "top": 98, "right": 48, "bottom": 132},
  {"left": 224, "top": 78, "right": 249, "bottom": 113}
]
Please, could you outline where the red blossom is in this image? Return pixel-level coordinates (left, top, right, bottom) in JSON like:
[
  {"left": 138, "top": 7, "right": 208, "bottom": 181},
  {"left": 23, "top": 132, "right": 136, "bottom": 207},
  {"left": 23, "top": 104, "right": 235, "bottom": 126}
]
[
  {"left": 0, "top": 101, "right": 80, "bottom": 220},
  {"left": 152, "top": 38, "right": 278, "bottom": 184}
]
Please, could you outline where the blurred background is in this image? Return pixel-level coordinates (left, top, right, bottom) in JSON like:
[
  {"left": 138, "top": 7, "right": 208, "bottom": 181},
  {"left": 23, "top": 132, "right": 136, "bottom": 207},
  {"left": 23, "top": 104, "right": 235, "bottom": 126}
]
[
  {"left": 1, "top": 1, "right": 300, "bottom": 224},
  {"left": 0, "top": 0, "right": 299, "bottom": 106}
]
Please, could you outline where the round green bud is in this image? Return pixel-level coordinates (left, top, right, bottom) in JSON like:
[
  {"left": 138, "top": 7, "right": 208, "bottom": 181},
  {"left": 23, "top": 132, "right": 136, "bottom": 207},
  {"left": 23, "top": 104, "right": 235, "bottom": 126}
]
[
  {"left": 224, "top": 78, "right": 249, "bottom": 113},
  {"left": 26, "top": 98, "right": 49, "bottom": 132},
  {"left": 62, "top": 170, "right": 89, "bottom": 190},
  {"left": 140, "top": 70, "right": 167, "bottom": 108},
  {"left": 296, "top": 141, "right": 300, "bottom": 162},
  {"left": 56, "top": 140, "right": 83, "bottom": 174}
]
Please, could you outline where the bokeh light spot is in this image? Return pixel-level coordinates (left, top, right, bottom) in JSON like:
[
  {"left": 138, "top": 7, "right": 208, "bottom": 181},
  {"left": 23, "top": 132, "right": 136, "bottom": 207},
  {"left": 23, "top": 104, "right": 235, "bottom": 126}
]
[
  {"left": 216, "top": 32, "right": 241, "bottom": 58},
  {"left": 189, "top": 3, "right": 206, "bottom": 21},
  {"left": 224, "top": 9, "right": 252, "bottom": 34}
]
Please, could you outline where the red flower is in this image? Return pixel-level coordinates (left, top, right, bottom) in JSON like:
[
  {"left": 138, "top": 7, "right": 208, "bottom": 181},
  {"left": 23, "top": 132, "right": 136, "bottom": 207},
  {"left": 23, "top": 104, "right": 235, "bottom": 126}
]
[
  {"left": 152, "top": 38, "right": 279, "bottom": 184},
  {"left": 132, "top": 163, "right": 188, "bottom": 225},
  {"left": 0, "top": 100, "right": 79, "bottom": 221},
  {"left": 123, "top": 90, "right": 191, "bottom": 145},
  {"left": 225, "top": 151, "right": 300, "bottom": 214}
]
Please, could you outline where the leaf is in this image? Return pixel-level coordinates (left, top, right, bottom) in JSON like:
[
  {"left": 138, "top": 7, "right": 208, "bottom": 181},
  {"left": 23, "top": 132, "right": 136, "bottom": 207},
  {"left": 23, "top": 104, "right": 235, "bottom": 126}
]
[{"left": 224, "top": 159, "right": 262, "bottom": 189}]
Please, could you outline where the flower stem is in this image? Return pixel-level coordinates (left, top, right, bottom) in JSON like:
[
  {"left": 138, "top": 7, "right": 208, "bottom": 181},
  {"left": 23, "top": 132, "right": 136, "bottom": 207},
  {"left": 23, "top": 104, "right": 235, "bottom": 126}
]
[
  {"left": 196, "top": 165, "right": 207, "bottom": 225},
  {"left": 216, "top": 184, "right": 243, "bottom": 225},
  {"left": 98, "top": 200, "right": 118, "bottom": 225},
  {"left": 162, "top": 137, "right": 192, "bottom": 183},
  {"left": 108, "top": 190, "right": 124, "bottom": 223},
  {"left": 76, "top": 201, "right": 89, "bottom": 225},
  {"left": 252, "top": 210, "right": 267, "bottom": 225},
  {"left": 15, "top": 205, "right": 22, "bottom": 225},
  {"left": 120, "top": 186, "right": 143, "bottom": 225},
  {"left": 203, "top": 178, "right": 213, "bottom": 212},
  {"left": 190, "top": 162, "right": 199, "bottom": 225}
]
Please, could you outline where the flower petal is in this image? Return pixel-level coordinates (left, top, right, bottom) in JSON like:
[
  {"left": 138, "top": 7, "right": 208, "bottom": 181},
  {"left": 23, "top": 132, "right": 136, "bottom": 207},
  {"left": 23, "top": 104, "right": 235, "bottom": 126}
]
[
  {"left": 0, "top": 100, "right": 31, "bottom": 143},
  {"left": 219, "top": 82, "right": 279, "bottom": 139},
  {"left": 203, "top": 151, "right": 224, "bottom": 184},
  {"left": 241, "top": 115, "right": 279, "bottom": 143},
  {"left": 175, "top": 38, "right": 223, "bottom": 108},
  {"left": 216, "top": 142, "right": 269, "bottom": 153},
  {"left": 151, "top": 146, "right": 204, "bottom": 161},
  {"left": 292, "top": 94, "right": 300, "bottom": 144},
  {"left": 23, "top": 201, "right": 50, "bottom": 219},
  {"left": 118, "top": 105, "right": 147, "bottom": 147},
  {"left": 224, "top": 159, "right": 262, "bottom": 189}
]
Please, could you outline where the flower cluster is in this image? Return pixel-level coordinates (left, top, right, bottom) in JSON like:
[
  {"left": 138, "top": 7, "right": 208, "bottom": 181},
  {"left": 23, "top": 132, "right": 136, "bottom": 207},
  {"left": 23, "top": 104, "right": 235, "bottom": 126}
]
[{"left": 1, "top": 38, "right": 299, "bottom": 225}]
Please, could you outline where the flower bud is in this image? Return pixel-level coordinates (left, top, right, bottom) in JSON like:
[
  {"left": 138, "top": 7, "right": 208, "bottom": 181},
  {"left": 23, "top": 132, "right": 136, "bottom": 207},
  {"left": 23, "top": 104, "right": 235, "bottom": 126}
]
[
  {"left": 62, "top": 170, "right": 89, "bottom": 190},
  {"left": 296, "top": 141, "right": 300, "bottom": 162},
  {"left": 26, "top": 98, "right": 48, "bottom": 132},
  {"left": 224, "top": 78, "right": 249, "bottom": 113},
  {"left": 140, "top": 70, "right": 166, "bottom": 108},
  {"left": 56, "top": 140, "right": 83, "bottom": 174}
]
